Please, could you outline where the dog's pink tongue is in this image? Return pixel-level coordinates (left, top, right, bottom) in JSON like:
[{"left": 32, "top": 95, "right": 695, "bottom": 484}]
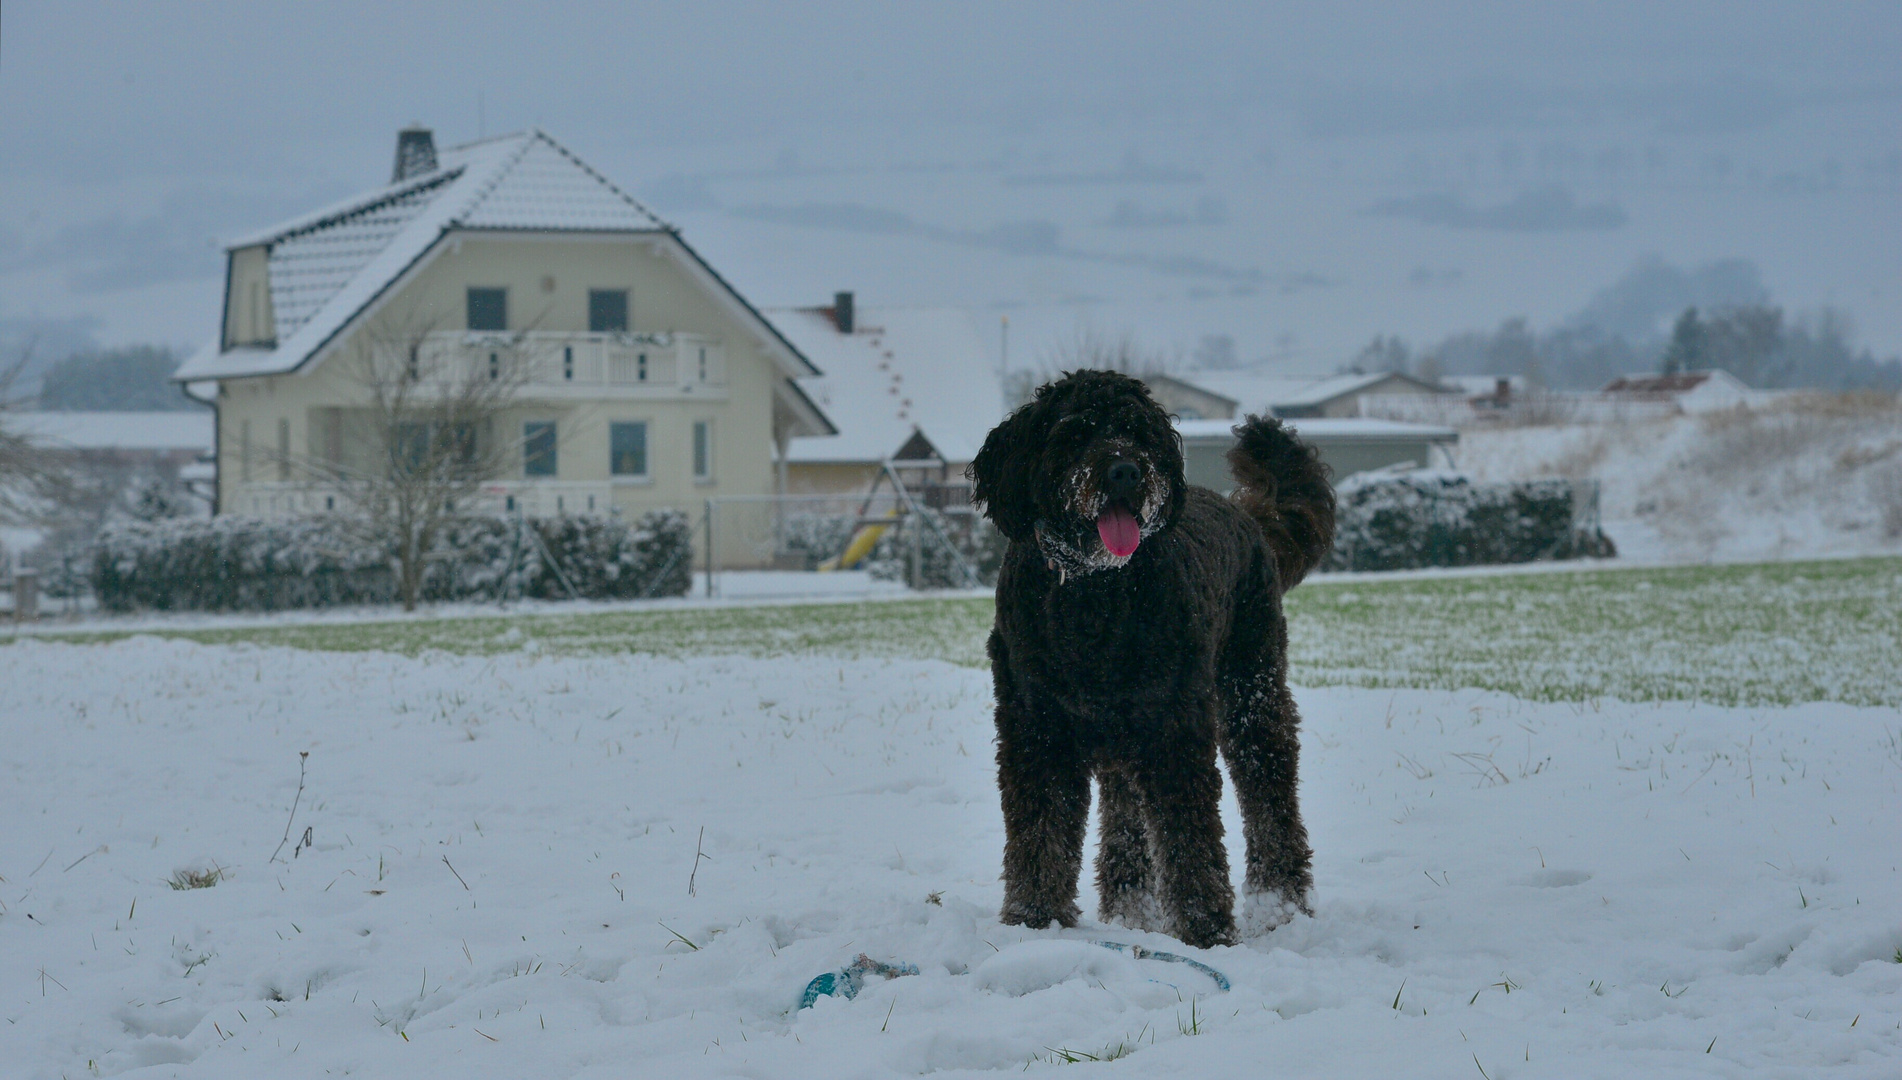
[{"left": 1097, "top": 505, "right": 1141, "bottom": 558}]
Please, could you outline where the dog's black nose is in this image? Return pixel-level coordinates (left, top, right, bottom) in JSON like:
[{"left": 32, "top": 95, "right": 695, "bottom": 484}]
[{"left": 1106, "top": 460, "right": 1142, "bottom": 495}]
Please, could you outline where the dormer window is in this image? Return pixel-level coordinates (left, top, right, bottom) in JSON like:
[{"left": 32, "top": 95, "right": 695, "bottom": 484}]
[{"left": 467, "top": 288, "right": 507, "bottom": 332}]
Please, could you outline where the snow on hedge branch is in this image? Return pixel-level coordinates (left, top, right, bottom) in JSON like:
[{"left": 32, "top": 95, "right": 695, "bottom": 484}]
[
  {"left": 90, "top": 509, "right": 692, "bottom": 612},
  {"left": 1326, "top": 472, "right": 1616, "bottom": 572}
]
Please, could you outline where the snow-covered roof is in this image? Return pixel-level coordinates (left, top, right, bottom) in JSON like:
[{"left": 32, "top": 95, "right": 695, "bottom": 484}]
[
  {"left": 775, "top": 308, "right": 1001, "bottom": 465},
  {"left": 1162, "top": 371, "right": 1326, "bottom": 416},
  {"left": 175, "top": 130, "right": 677, "bottom": 384},
  {"left": 1270, "top": 371, "right": 1445, "bottom": 409},
  {"left": 1176, "top": 417, "right": 1458, "bottom": 441},
  {"left": 8, "top": 411, "right": 214, "bottom": 452}
]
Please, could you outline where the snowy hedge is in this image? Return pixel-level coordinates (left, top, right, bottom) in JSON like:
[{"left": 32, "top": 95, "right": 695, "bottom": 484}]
[
  {"left": 90, "top": 510, "right": 693, "bottom": 613},
  {"left": 1326, "top": 473, "right": 1616, "bottom": 573}
]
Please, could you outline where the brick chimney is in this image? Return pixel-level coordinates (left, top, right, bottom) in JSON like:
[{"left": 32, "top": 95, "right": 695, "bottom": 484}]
[
  {"left": 392, "top": 125, "right": 437, "bottom": 183},
  {"left": 833, "top": 291, "right": 855, "bottom": 334}
]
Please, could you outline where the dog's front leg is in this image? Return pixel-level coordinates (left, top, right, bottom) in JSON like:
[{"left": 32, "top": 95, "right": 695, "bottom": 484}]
[
  {"left": 995, "top": 702, "right": 1089, "bottom": 930},
  {"left": 1130, "top": 737, "right": 1237, "bottom": 948}
]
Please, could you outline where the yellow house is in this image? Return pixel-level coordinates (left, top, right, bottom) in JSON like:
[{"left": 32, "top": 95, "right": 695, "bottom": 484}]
[{"left": 174, "top": 127, "right": 834, "bottom": 561}]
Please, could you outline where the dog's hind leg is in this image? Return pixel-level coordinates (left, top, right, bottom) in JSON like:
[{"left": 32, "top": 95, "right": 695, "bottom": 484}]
[
  {"left": 995, "top": 701, "right": 1089, "bottom": 930},
  {"left": 1220, "top": 674, "right": 1314, "bottom": 936},
  {"left": 1130, "top": 736, "right": 1236, "bottom": 948},
  {"left": 1094, "top": 763, "right": 1162, "bottom": 931}
]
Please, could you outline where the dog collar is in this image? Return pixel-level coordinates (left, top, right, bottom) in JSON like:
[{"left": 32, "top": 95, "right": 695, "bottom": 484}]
[{"left": 1033, "top": 520, "right": 1117, "bottom": 584}]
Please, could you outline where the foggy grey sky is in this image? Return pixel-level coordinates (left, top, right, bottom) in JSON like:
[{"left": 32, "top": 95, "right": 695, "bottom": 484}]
[{"left": 4, "top": 1, "right": 1900, "bottom": 369}]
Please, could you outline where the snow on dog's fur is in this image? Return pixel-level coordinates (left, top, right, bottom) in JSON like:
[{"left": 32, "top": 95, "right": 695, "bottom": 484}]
[{"left": 970, "top": 370, "right": 1334, "bottom": 947}]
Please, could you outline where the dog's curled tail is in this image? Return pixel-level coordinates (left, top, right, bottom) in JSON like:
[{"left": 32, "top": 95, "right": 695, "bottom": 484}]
[{"left": 1227, "top": 415, "right": 1336, "bottom": 592}]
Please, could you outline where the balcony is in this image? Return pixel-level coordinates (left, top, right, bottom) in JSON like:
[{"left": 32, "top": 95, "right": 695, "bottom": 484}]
[{"left": 419, "top": 330, "right": 727, "bottom": 398}]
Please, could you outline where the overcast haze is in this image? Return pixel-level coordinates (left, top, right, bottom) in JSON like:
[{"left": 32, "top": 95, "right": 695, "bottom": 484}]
[{"left": 4, "top": 1, "right": 1899, "bottom": 375}]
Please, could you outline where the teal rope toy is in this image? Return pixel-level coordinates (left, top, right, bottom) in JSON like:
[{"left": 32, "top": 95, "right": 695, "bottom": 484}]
[
  {"left": 1088, "top": 940, "right": 1231, "bottom": 991},
  {"left": 799, "top": 954, "right": 921, "bottom": 1009},
  {"left": 796, "top": 942, "right": 1230, "bottom": 1009}
]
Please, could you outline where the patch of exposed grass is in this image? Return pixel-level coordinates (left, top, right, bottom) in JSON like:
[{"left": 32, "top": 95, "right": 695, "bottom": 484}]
[
  {"left": 168, "top": 864, "right": 224, "bottom": 890},
  {"left": 1284, "top": 556, "right": 1902, "bottom": 708},
  {"left": 14, "top": 556, "right": 1901, "bottom": 707},
  {"left": 1036, "top": 1037, "right": 1142, "bottom": 1064},
  {"left": 42, "top": 598, "right": 999, "bottom": 668}
]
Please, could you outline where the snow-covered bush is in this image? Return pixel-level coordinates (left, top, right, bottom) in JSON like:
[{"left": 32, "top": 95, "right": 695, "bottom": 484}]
[
  {"left": 1326, "top": 472, "right": 1616, "bottom": 573},
  {"left": 91, "top": 509, "right": 693, "bottom": 612},
  {"left": 511, "top": 510, "right": 692, "bottom": 601},
  {"left": 91, "top": 515, "right": 393, "bottom": 612},
  {"left": 863, "top": 509, "right": 1003, "bottom": 589}
]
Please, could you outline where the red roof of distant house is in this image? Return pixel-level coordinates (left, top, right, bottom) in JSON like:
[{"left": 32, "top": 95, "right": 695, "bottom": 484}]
[{"left": 1602, "top": 371, "right": 1719, "bottom": 394}]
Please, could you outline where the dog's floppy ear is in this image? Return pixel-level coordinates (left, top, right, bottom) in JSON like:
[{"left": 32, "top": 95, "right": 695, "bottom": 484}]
[
  {"left": 1136, "top": 388, "right": 1189, "bottom": 530},
  {"left": 968, "top": 394, "right": 1048, "bottom": 542}
]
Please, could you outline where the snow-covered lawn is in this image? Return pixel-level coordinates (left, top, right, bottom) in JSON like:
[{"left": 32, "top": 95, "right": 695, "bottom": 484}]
[{"left": 2, "top": 637, "right": 1898, "bottom": 1078}]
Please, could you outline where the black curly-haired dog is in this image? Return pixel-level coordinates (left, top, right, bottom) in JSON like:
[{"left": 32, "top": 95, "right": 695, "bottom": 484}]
[{"left": 969, "top": 369, "right": 1335, "bottom": 948}]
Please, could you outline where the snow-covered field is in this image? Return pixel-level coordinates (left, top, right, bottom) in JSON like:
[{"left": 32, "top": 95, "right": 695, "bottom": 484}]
[
  {"left": 2, "top": 637, "right": 1898, "bottom": 1078},
  {"left": 1457, "top": 399, "right": 1902, "bottom": 566}
]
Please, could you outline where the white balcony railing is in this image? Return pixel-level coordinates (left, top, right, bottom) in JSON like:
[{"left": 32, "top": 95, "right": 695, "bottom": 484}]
[{"left": 418, "top": 331, "right": 726, "bottom": 392}]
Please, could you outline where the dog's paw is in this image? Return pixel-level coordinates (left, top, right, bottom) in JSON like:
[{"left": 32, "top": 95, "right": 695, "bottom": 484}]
[
  {"left": 1173, "top": 908, "right": 1238, "bottom": 950},
  {"left": 1000, "top": 898, "right": 1081, "bottom": 930},
  {"left": 1237, "top": 888, "right": 1307, "bottom": 937},
  {"left": 1098, "top": 889, "right": 1167, "bottom": 933}
]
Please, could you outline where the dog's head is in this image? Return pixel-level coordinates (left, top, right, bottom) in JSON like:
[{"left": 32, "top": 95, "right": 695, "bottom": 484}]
[{"left": 969, "top": 370, "right": 1184, "bottom": 573}]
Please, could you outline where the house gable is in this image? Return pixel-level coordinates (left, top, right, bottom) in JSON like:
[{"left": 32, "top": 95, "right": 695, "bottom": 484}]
[{"left": 177, "top": 130, "right": 698, "bottom": 385}]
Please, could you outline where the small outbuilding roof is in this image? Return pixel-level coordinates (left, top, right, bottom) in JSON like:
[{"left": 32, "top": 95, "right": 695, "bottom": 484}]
[
  {"left": 1270, "top": 371, "right": 1446, "bottom": 409},
  {"left": 1175, "top": 417, "right": 1458, "bottom": 442}
]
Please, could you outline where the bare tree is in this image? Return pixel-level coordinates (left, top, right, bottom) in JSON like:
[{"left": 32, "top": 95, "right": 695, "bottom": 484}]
[
  {"left": 286, "top": 320, "right": 530, "bottom": 611},
  {"left": 1040, "top": 327, "right": 1173, "bottom": 380},
  {"left": 0, "top": 341, "right": 70, "bottom": 530}
]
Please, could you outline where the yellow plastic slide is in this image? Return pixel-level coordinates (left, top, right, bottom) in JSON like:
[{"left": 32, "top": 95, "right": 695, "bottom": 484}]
[{"left": 819, "top": 513, "right": 897, "bottom": 571}]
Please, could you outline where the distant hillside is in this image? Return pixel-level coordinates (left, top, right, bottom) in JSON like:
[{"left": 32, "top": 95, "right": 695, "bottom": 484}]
[
  {"left": 36, "top": 346, "right": 204, "bottom": 412},
  {"left": 1456, "top": 396, "right": 1902, "bottom": 563}
]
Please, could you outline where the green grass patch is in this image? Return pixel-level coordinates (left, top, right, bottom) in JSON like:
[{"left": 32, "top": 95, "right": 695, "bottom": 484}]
[
  {"left": 16, "top": 556, "right": 1901, "bottom": 708},
  {"left": 1284, "top": 556, "right": 1902, "bottom": 708}
]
